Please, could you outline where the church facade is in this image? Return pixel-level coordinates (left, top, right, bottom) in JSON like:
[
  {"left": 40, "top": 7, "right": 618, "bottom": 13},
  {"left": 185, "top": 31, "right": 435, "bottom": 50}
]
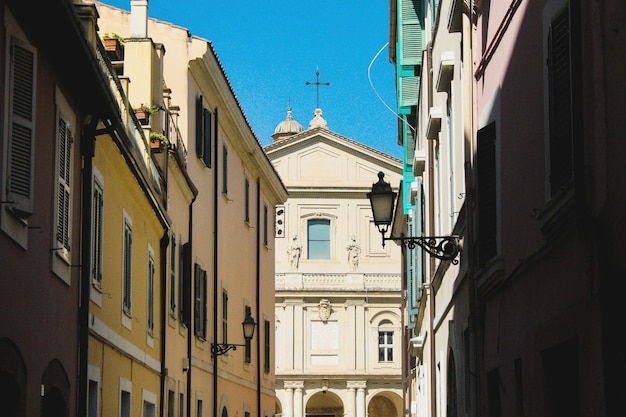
[{"left": 265, "top": 109, "right": 405, "bottom": 417}]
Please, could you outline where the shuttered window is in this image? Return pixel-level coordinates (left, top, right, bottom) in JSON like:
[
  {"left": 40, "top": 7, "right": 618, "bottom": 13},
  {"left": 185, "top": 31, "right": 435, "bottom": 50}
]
[
  {"left": 7, "top": 38, "right": 36, "bottom": 218},
  {"left": 169, "top": 235, "right": 176, "bottom": 317},
  {"left": 194, "top": 264, "right": 207, "bottom": 339},
  {"left": 477, "top": 122, "right": 497, "bottom": 266},
  {"left": 180, "top": 242, "right": 191, "bottom": 326},
  {"left": 122, "top": 218, "right": 133, "bottom": 316},
  {"left": 264, "top": 319, "right": 271, "bottom": 373},
  {"left": 222, "top": 290, "right": 228, "bottom": 344},
  {"left": 148, "top": 249, "right": 155, "bottom": 335},
  {"left": 547, "top": 5, "right": 573, "bottom": 196},
  {"left": 244, "top": 176, "right": 250, "bottom": 223},
  {"left": 400, "top": 0, "right": 424, "bottom": 65},
  {"left": 195, "top": 95, "right": 212, "bottom": 167},
  {"left": 222, "top": 145, "right": 228, "bottom": 195},
  {"left": 56, "top": 118, "right": 73, "bottom": 259},
  {"left": 92, "top": 180, "right": 104, "bottom": 288}
]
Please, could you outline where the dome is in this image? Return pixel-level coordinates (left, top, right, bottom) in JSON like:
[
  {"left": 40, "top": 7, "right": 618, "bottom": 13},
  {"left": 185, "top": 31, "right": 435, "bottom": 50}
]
[{"left": 272, "top": 108, "right": 304, "bottom": 141}]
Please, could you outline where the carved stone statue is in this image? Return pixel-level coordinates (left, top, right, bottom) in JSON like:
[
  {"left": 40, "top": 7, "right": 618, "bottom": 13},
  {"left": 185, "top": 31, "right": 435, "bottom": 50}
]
[
  {"left": 287, "top": 235, "right": 302, "bottom": 270},
  {"left": 346, "top": 235, "right": 361, "bottom": 271}
]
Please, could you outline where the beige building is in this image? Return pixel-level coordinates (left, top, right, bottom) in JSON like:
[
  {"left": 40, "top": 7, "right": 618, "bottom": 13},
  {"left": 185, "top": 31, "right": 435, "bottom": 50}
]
[
  {"left": 92, "top": 2, "right": 287, "bottom": 417},
  {"left": 265, "top": 109, "right": 404, "bottom": 417}
]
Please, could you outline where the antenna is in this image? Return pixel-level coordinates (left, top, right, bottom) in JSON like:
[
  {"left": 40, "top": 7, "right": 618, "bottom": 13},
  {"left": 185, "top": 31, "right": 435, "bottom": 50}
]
[{"left": 305, "top": 69, "right": 330, "bottom": 109}]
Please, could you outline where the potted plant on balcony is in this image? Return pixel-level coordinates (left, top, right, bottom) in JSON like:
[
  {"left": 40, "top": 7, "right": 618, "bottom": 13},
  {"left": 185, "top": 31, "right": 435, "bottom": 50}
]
[
  {"left": 135, "top": 104, "right": 159, "bottom": 125},
  {"left": 149, "top": 132, "right": 169, "bottom": 152},
  {"left": 103, "top": 33, "right": 125, "bottom": 61}
]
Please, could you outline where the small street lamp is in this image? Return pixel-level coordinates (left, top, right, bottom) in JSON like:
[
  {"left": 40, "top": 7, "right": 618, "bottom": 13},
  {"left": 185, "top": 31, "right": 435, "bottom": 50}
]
[
  {"left": 367, "top": 172, "right": 461, "bottom": 264},
  {"left": 211, "top": 311, "right": 256, "bottom": 357}
]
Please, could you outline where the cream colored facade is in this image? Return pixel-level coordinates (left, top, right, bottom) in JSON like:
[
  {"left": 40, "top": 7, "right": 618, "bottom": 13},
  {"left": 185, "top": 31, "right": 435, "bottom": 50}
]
[
  {"left": 265, "top": 111, "right": 404, "bottom": 417},
  {"left": 92, "top": 2, "right": 287, "bottom": 417}
]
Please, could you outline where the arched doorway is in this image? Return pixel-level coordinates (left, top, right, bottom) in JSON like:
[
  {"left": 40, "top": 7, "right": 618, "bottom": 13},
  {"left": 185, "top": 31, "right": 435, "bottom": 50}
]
[
  {"left": 305, "top": 391, "right": 343, "bottom": 417},
  {"left": 41, "top": 360, "right": 70, "bottom": 417},
  {"left": 367, "top": 391, "right": 402, "bottom": 417},
  {"left": 0, "top": 338, "right": 26, "bottom": 417}
]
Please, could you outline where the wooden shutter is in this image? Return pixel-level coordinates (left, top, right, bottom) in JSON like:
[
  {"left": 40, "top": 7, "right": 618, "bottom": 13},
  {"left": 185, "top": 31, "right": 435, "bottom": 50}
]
[
  {"left": 202, "top": 109, "right": 212, "bottom": 167},
  {"left": 148, "top": 254, "right": 155, "bottom": 333},
  {"left": 7, "top": 39, "right": 36, "bottom": 217},
  {"left": 477, "top": 122, "right": 497, "bottom": 266},
  {"left": 400, "top": 0, "right": 424, "bottom": 66},
  {"left": 547, "top": 6, "right": 573, "bottom": 195},
  {"left": 195, "top": 95, "right": 204, "bottom": 160},
  {"left": 181, "top": 243, "right": 191, "bottom": 326},
  {"left": 56, "top": 118, "right": 72, "bottom": 253},
  {"left": 123, "top": 222, "right": 133, "bottom": 314},
  {"left": 92, "top": 182, "right": 104, "bottom": 286},
  {"left": 194, "top": 263, "right": 202, "bottom": 337}
]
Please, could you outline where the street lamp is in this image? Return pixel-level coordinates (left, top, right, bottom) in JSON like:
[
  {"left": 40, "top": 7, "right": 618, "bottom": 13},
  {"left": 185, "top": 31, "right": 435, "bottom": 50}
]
[
  {"left": 211, "top": 311, "right": 256, "bottom": 357},
  {"left": 367, "top": 172, "right": 461, "bottom": 264}
]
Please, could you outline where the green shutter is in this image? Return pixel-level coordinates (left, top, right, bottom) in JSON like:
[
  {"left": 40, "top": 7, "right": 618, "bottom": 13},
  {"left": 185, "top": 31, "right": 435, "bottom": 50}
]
[
  {"left": 399, "top": 0, "right": 424, "bottom": 66},
  {"left": 195, "top": 95, "right": 204, "bottom": 160}
]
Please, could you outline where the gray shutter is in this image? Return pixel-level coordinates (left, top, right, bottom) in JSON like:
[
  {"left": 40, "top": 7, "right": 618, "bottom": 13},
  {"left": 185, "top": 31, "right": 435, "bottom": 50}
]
[
  {"left": 7, "top": 39, "right": 36, "bottom": 217},
  {"left": 57, "top": 118, "right": 72, "bottom": 252}
]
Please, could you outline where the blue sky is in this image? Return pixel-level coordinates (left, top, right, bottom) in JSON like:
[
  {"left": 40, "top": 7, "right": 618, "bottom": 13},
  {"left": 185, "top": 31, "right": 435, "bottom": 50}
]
[{"left": 100, "top": 0, "right": 403, "bottom": 159}]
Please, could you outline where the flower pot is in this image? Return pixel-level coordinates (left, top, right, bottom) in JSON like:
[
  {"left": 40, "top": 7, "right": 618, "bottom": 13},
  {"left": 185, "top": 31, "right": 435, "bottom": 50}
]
[{"left": 104, "top": 37, "right": 123, "bottom": 61}]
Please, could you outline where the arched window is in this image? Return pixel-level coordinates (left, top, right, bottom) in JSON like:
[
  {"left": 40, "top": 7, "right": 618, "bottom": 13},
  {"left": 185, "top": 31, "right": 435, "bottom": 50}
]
[{"left": 378, "top": 320, "right": 394, "bottom": 362}]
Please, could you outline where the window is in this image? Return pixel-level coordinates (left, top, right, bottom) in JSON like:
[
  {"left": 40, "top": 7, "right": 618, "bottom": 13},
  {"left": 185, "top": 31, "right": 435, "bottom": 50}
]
[
  {"left": 307, "top": 219, "right": 330, "bottom": 259},
  {"left": 222, "top": 290, "right": 228, "bottom": 344},
  {"left": 195, "top": 95, "right": 211, "bottom": 167},
  {"left": 244, "top": 176, "right": 250, "bottom": 223},
  {"left": 168, "top": 390, "right": 175, "bottom": 417},
  {"left": 179, "top": 393, "right": 184, "bottom": 417},
  {"left": 92, "top": 177, "right": 104, "bottom": 289},
  {"left": 547, "top": 3, "right": 576, "bottom": 196},
  {"left": 378, "top": 330, "right": 394, "bottom": 362},
  {"left": 4, "top": 36, "right": 36, "bottom": 221},
  {"left": 169, "top": 235, "right": 176, "bottom": 317},
  {"left": 194, "top": 263, "right": 207, "bottom": 339},
  {"left": 244, "top": 305, "right": 252, "bottom": 364},
  {"left": 263, "top": 204, "right": 268, "bottom": 246},
  {"left": 477, "top": 122, "right": 497, "bottom": 266},
  {"left": 147, "top": 247, "right": 155, "bottom": 336},
  {"left": 264, "top": 319, "right": 271, "bottom": 373},
  {"left": 197, "top": 400, "right": 203, "bottom": 417},
  {"left": 180, "top": 242, "right": 191, "bottom": 327},
  {"left": 120, "top": 389, "right": 131, "bottom": 417},
  {"left": 222, "top": 145, "right": 228, "bottom": 195},
  {"left": 88, "top": 380, "right": 98, "bottom": 417},
  {"left": 55, "top": 117, "right": 73, "bottom": 261},
  {"left": 122, "top": 217, "right": 133, "bottom": 316},
  {"left": 487, "top": 368, "right": 502, "bottom": 417}
]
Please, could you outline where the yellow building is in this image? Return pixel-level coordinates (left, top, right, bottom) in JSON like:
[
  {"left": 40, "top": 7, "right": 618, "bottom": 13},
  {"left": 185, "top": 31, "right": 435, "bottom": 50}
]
[{"left": 93, "top": 3, "right": 288, "bottom": 417}]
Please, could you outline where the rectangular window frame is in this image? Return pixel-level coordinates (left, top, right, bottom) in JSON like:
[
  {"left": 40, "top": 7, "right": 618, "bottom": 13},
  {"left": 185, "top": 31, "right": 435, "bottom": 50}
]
[
  {"left": 92, "top": 175, "right": 104, "bottom": 290},
  {"left": 378, "top": 330, "right": 394, "bottom": 362}
]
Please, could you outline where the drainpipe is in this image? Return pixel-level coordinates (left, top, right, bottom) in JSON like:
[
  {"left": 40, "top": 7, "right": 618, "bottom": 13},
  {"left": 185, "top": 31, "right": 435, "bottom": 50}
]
[
  {"left": 78, "top": 117, "right": 98, "bottom": 416},
  {"left": 187, "top": 201, "right": 194, "bottom": 417},
  {"left": 212, "top": 107, "right": 220, "bottom": 417},
  {"left": 256, "top": 178, "right": 262, "bottom": 417},
  {"left": 426, "top": 41, "right": 438, "bottom": 417},
  {"left": 159, "top": 231, "right": 170, "bottom": 417}
]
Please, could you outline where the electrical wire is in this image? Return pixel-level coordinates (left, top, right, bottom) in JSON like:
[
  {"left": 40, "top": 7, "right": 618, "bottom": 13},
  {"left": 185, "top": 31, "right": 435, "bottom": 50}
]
[{"left": 367, "top": 41, "right": 417, "bottom": 134}]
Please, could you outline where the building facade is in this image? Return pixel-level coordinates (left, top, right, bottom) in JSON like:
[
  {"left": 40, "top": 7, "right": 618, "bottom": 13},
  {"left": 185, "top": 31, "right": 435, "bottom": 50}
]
[
  {"left": 391, "top": 0, "right": 625, "bottom": 416},
  {"left": 1, "top": 1, "right": 287, "bottom": 417},
  {"left": 265, "top": 109, "right": 404, "bottom": 417}
]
